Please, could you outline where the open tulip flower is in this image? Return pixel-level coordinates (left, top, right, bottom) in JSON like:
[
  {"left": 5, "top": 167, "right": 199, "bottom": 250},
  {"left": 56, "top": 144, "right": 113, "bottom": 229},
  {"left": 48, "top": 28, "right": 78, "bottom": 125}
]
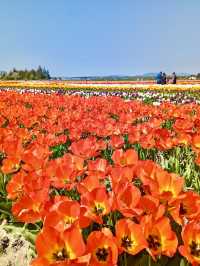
[
  {"left": 31, "top": 225, "right": 86, "bottom": 266},
  {"left": 81, "top": 187, "right": 112, "bottom": 224},
  {"left": 141, "top": 216, "right": 178, "bottom": 259},
  {"left": 115, "top": 219, "right": 147, "bottom": 256},
  {"left": 86, "top": 228, "right": 118, "bottom": 266},
  {"left": 179, "top": 221, "right": 200, "bottom": 266}
]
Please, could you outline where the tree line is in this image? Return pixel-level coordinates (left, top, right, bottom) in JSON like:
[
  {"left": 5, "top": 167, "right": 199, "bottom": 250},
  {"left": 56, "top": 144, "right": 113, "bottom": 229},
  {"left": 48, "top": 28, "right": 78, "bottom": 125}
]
[{"left": 0, "top": 66, "right": 51, "bottom": 80}]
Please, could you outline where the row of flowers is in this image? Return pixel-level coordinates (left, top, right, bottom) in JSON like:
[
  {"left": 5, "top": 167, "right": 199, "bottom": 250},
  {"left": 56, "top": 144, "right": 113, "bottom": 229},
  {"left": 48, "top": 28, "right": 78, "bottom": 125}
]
[
  {"left": 0, "top": 91, "right": 200, "bottom": 265},
  {"left": 1, "top": 86, "right": 200, "bottom": 105},
  {"left": 1, "top": 80, "right": 200, "bottom": 92}
]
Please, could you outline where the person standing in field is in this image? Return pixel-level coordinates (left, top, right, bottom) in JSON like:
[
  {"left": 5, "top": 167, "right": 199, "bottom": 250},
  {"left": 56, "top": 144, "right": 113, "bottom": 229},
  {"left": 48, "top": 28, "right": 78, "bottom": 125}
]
[
  {"left": 156, "top": 72, "right": 162, "bottom": 84},
  {"left": 171, "top": 72, "right": 177, "bottom": 84},
  {"left": 162, "top": 72, "right": 167, "bottom": 84}
]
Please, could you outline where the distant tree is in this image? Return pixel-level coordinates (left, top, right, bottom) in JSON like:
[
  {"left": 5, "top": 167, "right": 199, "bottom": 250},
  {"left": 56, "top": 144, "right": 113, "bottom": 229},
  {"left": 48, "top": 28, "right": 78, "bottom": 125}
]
[
  {"left": 0, "top": 72, "right": 6, "bottom": 79},
  {"left": 36, "top": 66, "right": 43, "bottom": 79},
  {"left": 43, "top": 67, "right": 50, "bottom": 79},
  {"left": 0, "top": 66, "right": 51, "bottom": 80}
]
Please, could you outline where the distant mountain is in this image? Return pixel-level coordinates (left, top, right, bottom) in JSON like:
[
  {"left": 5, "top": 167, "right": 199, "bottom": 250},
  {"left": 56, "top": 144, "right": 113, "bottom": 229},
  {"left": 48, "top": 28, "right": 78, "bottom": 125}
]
[
  {"left": 56, "top": 75, "right": 134, "bottom": 81},
  {"left": 142, "top": 73, "right": 157, "bottom": 77},
  {"left": 177, "top": 73, "right": 191, "bottom": 77},
  {"left": 53, "top": 72, "right": 193, "bottom": 81}
]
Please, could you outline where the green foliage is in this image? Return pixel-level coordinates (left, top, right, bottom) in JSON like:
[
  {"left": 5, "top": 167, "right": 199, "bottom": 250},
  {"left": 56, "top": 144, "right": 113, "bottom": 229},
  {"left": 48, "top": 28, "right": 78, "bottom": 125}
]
[
  {"left": 143, "top": 97, "right": 154, "bottom": 105},
  {"left": 49, "top": 139, "right": 71, "bottom": 159},
  {"left": 101, "top": 147, "right": 114, "bottom": 164},
  {"left": 117, "top": 252, "right": 189, "bottom": 266},
  {"left": 109, "top": 113, "right": 119, "bottom": 121},
  {"left": 0, "top": 173, "right": 14, "bottom": 222},
  {"left": 161, "top": 119, "right": 175, "bottom": 130},
  {"left": 132, "top": 116, "right": 150, "bottom": 126},
  {"left": 50, "top": 187, "right": 81, "bottom": 201},
  {"left": 157, "top": 146, "right": 200, "bottom": 192},
  {"left": 0, "top": 66, "right": 50, "bottom": 80}
]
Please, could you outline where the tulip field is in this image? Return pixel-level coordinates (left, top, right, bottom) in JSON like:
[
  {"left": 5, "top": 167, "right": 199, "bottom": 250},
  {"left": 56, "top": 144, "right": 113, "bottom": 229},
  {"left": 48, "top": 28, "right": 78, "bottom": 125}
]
[{"left": 1, "top": 83, "right": 200, "bottom": 266}]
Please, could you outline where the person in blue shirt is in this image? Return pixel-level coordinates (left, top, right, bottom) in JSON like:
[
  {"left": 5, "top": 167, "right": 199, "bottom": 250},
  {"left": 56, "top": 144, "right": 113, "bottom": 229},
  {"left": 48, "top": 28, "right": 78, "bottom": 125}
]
[{"left": 156, "top": 72, "right": 162, "bottom": 84}]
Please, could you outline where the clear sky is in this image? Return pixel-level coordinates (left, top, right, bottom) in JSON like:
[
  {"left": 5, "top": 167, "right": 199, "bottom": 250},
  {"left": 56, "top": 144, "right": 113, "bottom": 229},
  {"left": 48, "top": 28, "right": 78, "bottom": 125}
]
[{"left": 0, "top": 0, "right": 199, "bottom": 76}]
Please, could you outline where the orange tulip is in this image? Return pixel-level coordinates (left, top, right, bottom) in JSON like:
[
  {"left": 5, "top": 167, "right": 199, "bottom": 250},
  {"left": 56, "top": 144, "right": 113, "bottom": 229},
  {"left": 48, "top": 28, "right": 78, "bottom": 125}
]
[
  {"left": 86, "top": 228, "right": 118, "bottom": 266},
  {"left": 179, "top": 221, "right": 200, "bottom": 266},
  {"left": 43, "top": 199, "right": 81, "bottom": 232},
  {"left": 33, "top": 225, "right": 86, "bottom": 265},
  {"left": 6, "top": 171, "right": 26, "bottom": 200},
  {"left": 142, "top": 216, "right": 178, "bottom": 259},
  {"left": 81, "top": 187, "right": 112, "bottom": 224},
  {"left": 115, "top": 218, "right": 147, "bottom": 255},
  {"left": 112, "top": 149, "right": 138, "bottom": 167},
  {"left": 170, "top": 191, "right": 200, "bottom": 225},
  {"left": 113, "top": 181, "right": 142, "bottom": 217}
]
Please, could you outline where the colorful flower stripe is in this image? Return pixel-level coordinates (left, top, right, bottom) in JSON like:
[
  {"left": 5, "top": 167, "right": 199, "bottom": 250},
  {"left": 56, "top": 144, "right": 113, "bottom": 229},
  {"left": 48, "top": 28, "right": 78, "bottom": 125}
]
[{"left": 1, "top": 80, "right": 200, "bottom": 92}]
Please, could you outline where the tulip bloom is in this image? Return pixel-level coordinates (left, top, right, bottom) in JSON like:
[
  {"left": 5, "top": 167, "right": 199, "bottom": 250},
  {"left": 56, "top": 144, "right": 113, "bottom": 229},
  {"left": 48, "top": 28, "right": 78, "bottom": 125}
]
[
  {"left": 113, "top": 181, "right": 142, "bottom": 217},
  {"left": 179, "top": 221, "right": 200, "bottom": 266},
  {"left": 170, "top": 191, "right": 200, "bottom": 225},
  {"left": 1, "top": 156, "right": 21, "bottom": 174},
  {"left": 87, "top": 158, "right": 107, "bottom": 173},
  {"left": 138, "top": 163, "right": 184, "bottom": 201},
  {"left": 81, "top": 187, "right": 112, "bottom": 224},
  {"left": 43, "top": 200, "right": 81, "bottom": 232},
  {"left": 6, "top": 171, "right": 26, "bottom": 200},
  {"left": 32, "top": 225, "right": 86, "bottom": 266},
  {"left": 115, "top": 218, "right": 147, "bottom": 255},
  {"left": 86, "top": 228, "right": 118, "bottom": 266},
  {"left": 12, "top": 194, "right": 47, "bottom": 223},
  {"left": 142, "top": 216, "right": 178, "bottom": 259},
  {"left": 112, "top": 149, "right": 138, "bottom": 167}
]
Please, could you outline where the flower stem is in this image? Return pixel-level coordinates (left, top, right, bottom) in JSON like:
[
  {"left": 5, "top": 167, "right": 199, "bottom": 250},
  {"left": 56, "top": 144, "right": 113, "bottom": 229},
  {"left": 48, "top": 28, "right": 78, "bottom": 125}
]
[{"left": 148, "top": 255, "right": 152, "bottom": 266}]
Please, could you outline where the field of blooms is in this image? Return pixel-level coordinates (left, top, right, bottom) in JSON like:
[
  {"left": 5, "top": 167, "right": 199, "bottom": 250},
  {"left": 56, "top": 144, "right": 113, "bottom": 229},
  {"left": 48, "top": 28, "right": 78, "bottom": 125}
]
[
  {"left": 1, "top": 80, "right": 200, "bottom": 92},
  {"left": 0, "top": 88, "right": 200, "bottom": 266}
]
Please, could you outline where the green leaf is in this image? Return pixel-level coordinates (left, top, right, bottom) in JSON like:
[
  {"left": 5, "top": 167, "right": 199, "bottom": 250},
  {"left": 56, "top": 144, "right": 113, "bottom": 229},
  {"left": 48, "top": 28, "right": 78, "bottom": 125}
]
[{"left": 180, "top": 258, "right": 188, "bottom": 266}]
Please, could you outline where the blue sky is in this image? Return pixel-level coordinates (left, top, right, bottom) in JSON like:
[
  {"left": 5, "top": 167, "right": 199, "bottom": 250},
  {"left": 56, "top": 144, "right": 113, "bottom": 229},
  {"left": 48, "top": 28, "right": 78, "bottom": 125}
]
[{"left": 0, "top": 0, "right": 199, "bottom": 76}]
